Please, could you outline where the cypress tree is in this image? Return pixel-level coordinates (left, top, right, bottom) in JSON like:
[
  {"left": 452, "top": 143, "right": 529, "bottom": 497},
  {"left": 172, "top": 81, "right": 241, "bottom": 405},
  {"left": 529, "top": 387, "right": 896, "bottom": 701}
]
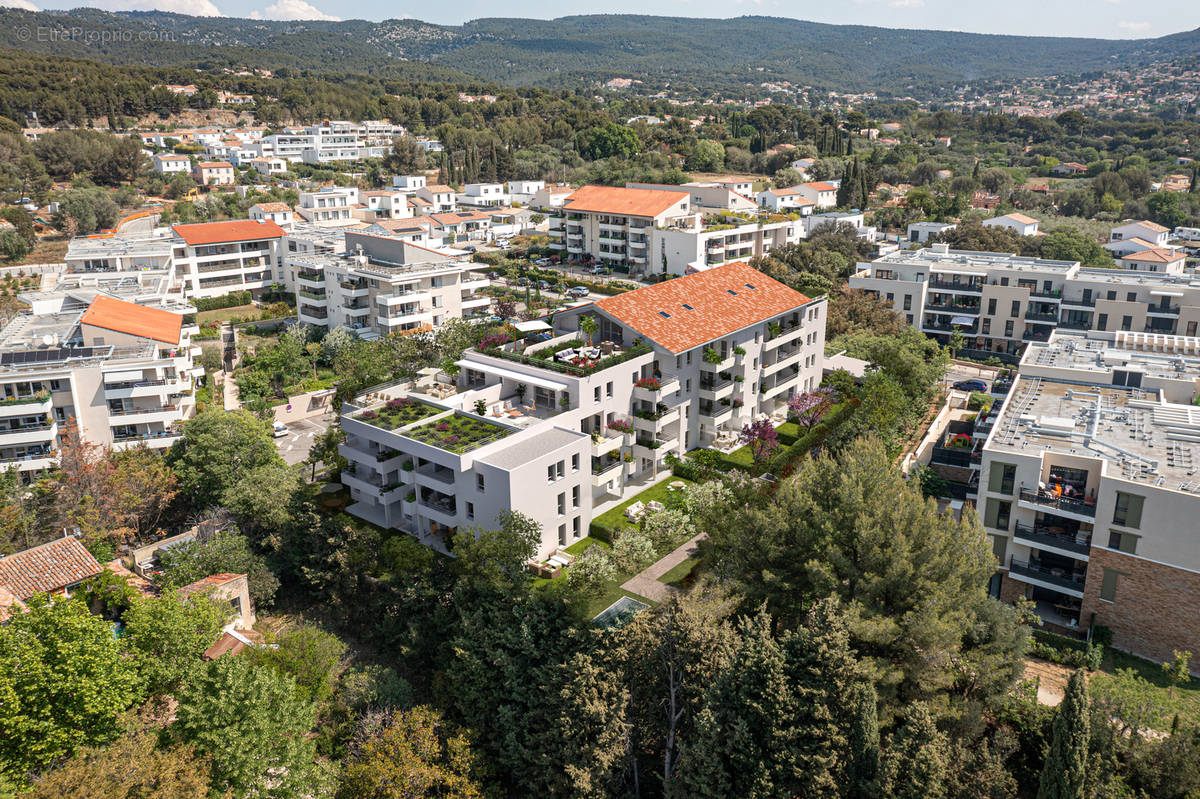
[
  {"left": 1036, "top": 669, "right": 1090, "bottom": 799},
  {"left": 883, "top": 703, "right": 948, "bottom": 799},
  {"left": 847, "top": 680, "right": 880, "bottom": 799}
]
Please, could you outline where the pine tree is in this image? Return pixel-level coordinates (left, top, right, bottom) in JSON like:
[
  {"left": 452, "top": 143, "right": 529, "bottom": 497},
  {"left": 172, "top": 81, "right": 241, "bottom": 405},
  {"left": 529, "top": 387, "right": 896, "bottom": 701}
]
[
  {"left": 1036, "top": 669, "right": 1090, "bottom": 799},
  {"left": 883, "top": 703, "right": 949, "bottom": 799},
  {"left": 847, "top": 680, "right": 880, "bottom": 799}
]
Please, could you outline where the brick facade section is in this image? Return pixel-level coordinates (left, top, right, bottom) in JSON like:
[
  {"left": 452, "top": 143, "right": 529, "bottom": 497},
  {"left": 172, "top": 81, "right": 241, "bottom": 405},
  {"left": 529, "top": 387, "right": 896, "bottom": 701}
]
[
  {"left": 1080, "top": 547, "right": 1200, "bottom": 664},
  {"left": 998, "top": 572, "right": 1028, "bottom": 604}
]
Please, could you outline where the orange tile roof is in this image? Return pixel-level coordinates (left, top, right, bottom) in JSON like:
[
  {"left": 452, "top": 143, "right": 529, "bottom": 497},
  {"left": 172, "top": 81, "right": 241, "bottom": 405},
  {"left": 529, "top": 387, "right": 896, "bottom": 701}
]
[
  {"left": 252, "top": 202, "right": 292, "bottom": 213},
  {"left": 594, "top": 261, "right": 812, "bottom": 354},
  {"left": 803, "top": 181, "right": 837, "bottom": 192},
  {"left": 178, "top": 573, "right": 245, "bottom": 597},
  {"left": 1123, "top": 247, "right": 1184, "bottom": 263},
  {"left": 1133, "top": 220, "right": 1169, "bottom": 233},
  {"left": 173, "top": 219, "right": 285, "bottom": 245},
  {"left": 563, "top": 185, "right": 689, "bottom": 218},
  {"left": 196, "top": 161, "right": 233, "bottom": 169},
  {"left": 80, "top": 295, "right": 183, "bottom": 345},
  {"left": 999, "top": 212, "right": 1038, "bottom": 225},
  {"left": 424, "top": 184, "right": 454, "bottom": 194},
  {"left": 0, "top": 537, "right": 103, "bottom": 600}
]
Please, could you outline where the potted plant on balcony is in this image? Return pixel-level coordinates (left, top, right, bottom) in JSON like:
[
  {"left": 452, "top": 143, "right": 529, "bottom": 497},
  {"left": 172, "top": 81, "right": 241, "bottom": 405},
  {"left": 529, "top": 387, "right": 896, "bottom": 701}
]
[
  {"left": 702, "top": 346, "right": 724, "bottom": 365},
  {"left": 634, "top": 377, "right": 662, "bottom": 392},
  {"left": 474, "top": 399, "right": 488, "bottom": 415},
  {"left": 767, "top": 321, "right": 782, "bottom": 339}
]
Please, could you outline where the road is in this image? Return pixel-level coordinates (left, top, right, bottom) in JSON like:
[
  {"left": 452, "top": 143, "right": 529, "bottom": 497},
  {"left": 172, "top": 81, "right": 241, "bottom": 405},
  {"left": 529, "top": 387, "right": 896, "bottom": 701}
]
[{"left": 275, "top": 415, "right": 331, "bottom": 466}]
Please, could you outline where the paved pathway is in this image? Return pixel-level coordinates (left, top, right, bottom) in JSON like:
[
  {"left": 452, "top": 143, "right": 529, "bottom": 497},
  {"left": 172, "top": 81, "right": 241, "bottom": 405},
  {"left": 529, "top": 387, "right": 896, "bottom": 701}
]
[
  {"left": 221, "top": 370, "right": 241, "bottom": 411},
  {"left": 621, "top": 532, "right": 706, "bottom": 602}
]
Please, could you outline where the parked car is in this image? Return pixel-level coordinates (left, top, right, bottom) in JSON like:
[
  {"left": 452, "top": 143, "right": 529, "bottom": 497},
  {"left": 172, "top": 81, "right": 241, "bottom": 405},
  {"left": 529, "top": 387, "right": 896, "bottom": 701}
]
[
  {"left": 535, "top": 258, "right": 551, "bottom": 266},
  {"left": 537, "top": 280, "right": 551, "bottom": 290},
  {"left": 567, "top": 286, "right": 590, "bottom": 298},
  {"left": 487, "top": 271, "right": 499, "bottom": 280},
  {"left": 272, "top": 421, "right": 288, "bottom": 438},
  {"left": 953, "top": 379, "right": 988, "bottom": 392},
  {"left": 462, "top": 245, "right": 477, "bottom": 254},
  {"left": 516, "top": 277, "right": 529, "bottom": 287},
  {"left": 482, "top": 315, "right": 503, "bottom": 324}
]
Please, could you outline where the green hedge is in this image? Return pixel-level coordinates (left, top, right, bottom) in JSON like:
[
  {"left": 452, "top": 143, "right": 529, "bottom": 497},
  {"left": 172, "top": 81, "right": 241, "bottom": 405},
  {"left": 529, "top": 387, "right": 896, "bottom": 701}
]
[
  {"left": 1030, "top": 628, "right": 1103, "bottom": 670},
  {"left": 194, "top": 290, "right": 252, "bottom": 311}
]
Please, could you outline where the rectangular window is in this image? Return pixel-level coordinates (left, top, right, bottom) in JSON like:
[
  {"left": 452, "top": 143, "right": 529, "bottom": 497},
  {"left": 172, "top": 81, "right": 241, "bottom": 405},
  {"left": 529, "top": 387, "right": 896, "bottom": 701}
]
[
  {"left": 465, "top": 501, "right": 475, "bottom": 520},
  {"left": 557, "top": 493, "right": 566, "bottom": 515},
  {"left": 982, "top": 319, "right": 991, "bottom": 334},
  {"left": 1100, "top": 568, "right": 1121, "bottom": 602},
  {"left": 903, "top": 295, "right": 912, "bottom": 311},
  {"left": 557, "top": 461, "right": 565, "bottom": 479},
  {"left": 572, "top": 454, "right": 580, "bottom": 471},
  {"left": 988, "top": 463, "right": 1016, "bottom": 495},
  {"left": 476, "top": 474, "right": 485, "bottom": 492},
  {"left": 983, "top": 498, "right": 1011, "bottom": 530},
  {"left": 558, "top": 524, "right": 567, "bottom": 546},
  {"left": 1127, "top": 292, "right": 1137, "bottom": 302},
  {"left": 1004, "top": 320, "right": 1014, "bottom": 337},
  {"left": 547, "top": 465, "right": 556, "bottom": 483},
  {"left": 572, "top": 485, "right": 580, "bottom": 508},
  {"left": 606, "top": 382, "right": 614, "bottom": 398},
  {"left": 594, "top": 386, "right": 601, "bottom": 402},
  {"left": 572, "top": 516, "right": 581, "bottom": 539},
  {"left": 991, "top": 534, "right": 1007, "bottom": 563},
  {"left": 1112, "top": 492, "right": 1144, "bottom": 528},
  {"left": 988, "top": 298, "right": 997, "bottom": 315},
  {"left": 1011, "top": 300, "right": 1020, "bottom": 318},
  {"left": 1121, "top": 315, "right": 1132, "bottom": 332},
  {"left": 1097, "top": 313, "right": 1108, "bottom": 331},
  {"left": 1107, "top": 529, "right": 1138, "bottom": 554}
]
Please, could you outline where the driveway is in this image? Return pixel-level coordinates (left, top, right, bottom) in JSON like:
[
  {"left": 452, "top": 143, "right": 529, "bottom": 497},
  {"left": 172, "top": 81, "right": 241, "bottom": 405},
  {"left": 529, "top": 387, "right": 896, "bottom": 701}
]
[{"left": 275, "top": 415, "right": 330, "bottom": 466}]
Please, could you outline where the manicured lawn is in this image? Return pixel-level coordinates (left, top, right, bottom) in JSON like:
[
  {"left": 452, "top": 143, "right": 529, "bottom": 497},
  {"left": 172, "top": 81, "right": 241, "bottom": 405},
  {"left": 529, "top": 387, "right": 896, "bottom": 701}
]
[
  {"left": 589, "top": 475, "right": 693, "bottom": 540},
  {"left": 1092, "top": 648, "right": 1200, "bottom": 729},
  {"left": 585, "top": 585, "right": 654, "bottom": 620},
  {"left": 564, "top": 536, "right": 610, "bottom": 556},
  {"left": 659, "top": 556, "right": 700, "bottom": 589},
  {"left": 197, "top": 303, "right": 258, "bottom": 324}
]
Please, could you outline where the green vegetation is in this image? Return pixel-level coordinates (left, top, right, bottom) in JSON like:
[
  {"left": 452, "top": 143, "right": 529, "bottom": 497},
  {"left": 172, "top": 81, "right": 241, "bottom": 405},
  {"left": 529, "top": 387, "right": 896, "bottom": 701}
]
[
  {"left": 589, "top": 475, "right": 693, "bottom": 540},
  {"left": 354, "top": 397, "right": 444, "bottom": 431},
  {"left": 403, "top": 413, "right": 512, "bottom": 454}
]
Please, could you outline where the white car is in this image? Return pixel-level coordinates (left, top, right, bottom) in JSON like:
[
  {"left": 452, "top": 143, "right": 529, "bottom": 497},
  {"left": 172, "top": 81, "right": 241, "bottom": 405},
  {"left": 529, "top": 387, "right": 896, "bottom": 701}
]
[{"left": 272, "top": 421, "right": 288, "bottom": 438}]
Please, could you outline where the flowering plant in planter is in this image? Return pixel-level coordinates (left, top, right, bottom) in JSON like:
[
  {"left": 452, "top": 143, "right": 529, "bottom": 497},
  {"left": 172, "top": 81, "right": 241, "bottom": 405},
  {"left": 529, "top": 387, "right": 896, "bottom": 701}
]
[
  {"left": 634, "top": 377, "right": 662, "bottom": 391},
  {"left": 607, "top": 419, "right": 635, "bottom": 435},
  {"left": 359, "top": 410, "right": 377, "bottom": 420}
]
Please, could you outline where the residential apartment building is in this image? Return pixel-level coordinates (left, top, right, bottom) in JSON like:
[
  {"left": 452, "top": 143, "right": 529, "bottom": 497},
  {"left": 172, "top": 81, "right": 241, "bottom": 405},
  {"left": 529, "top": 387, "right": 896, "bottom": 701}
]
[
  {"left": 248, "top": 202, "right": 295, "bottom": 229},
  {"left": 0, "top": 295, "right": 200, "bottom": 474},
  {"left": 286, "top": 232, "right": 490, "bottom": 338},
  {"left": 548, "top": 185, "right": 692, "bottom": 272},
  {"left": 194, "top": 161, "right": 235, "bottom": 186},
  {"left": 152, "top": 154, "right": 190, "bottom": 175},
  {"left": 172, "top": 220, "right": 285, "bottom": 299},
  {"left": 461, "top": 183, "right": 510, "bottom": 208},
  {"left": 338, "top": 261, "right": 826, "bottom": 558},
  {"left": 849, "top": 243, "right": 1200, "bottom": 361},
  {"left": 296, "top": 189, "right": 356, "bottom": 227},
  {"left": 978, "top": 329, "right": 1200, "bottom": 662},
  {"left": 1110, "top": 220, "right": 1171, "bottom": 247},
  {"left": 755, "top": 187, "right": 815, "bottom": 213},
  {"left": 795, "top": 181, "right": 838, "bottom": 209}
]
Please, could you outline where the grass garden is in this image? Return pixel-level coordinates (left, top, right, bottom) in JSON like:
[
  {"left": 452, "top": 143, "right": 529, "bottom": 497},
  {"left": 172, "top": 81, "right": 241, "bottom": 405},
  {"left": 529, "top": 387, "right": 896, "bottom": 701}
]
[
  {"left": 355, "top": 398, "right": 444, "bottom": 431},
  {"left": 403, "top": 413, "right": 513, "bottom": 454}
]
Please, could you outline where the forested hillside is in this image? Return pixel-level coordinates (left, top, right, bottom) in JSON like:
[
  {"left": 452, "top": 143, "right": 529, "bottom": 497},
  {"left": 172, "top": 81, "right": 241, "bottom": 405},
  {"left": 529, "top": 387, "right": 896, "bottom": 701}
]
[{"left": 1, "top": 8, "right": 1199, "bottom": 95}]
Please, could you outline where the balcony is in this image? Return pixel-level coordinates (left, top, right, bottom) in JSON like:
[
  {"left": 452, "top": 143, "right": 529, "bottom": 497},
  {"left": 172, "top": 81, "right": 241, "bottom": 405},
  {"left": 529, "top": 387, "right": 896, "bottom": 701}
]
[
  {"left": 632, "top": 376, "right": 680, "bottom": 402},
  {"left": 1061, "top": 296, "right": 1095, "bottom": 308},
  {"left": 111, "top": 428, "right": 181, "bottom": 450},
  {"left": 1147, "top": 304, "right": 1181, "bottom": 316},
  {"left": 107, "top": 405, "right": 180, "bottom": 425},
  {"left": 1029, "top": 288, "right": 1063, "bottom": 301},
  {"left": 1024, "top": 309, "right": 1059, "bottom": 323},
  {"left": 698, "top": 378, "right": 734, "bottom": 402},
  {"left": 928, "top": 278, "right": 983, "bottom": 293},
  {"left": 0, "top": 393, "right": 52, "bottom": 418},
  {"left": 105, "top": 379, "right": 180, "bottom": 400},
  {"left": 927, "top": 302, "right": 981, "bottom": 315},
  {"left": 1008, "top": 556, "right": 1086, "bottom": 597},
  {"left": 415, "top": 463, "right": 457, "bottom": 487},
  {"left": 298, "top": 289, "right": 327, "bottom": 301},
  {"left": 592, "top": 459, "right": 624, "bottom": 486},
  {"left": 699, "top": 352, "right": 736, "bottom": 371},
  {"left": 591, "top": 432, "right": 623, "bottom": 458},
  {"left": 633, "top": 405, "right": 680, "bottom": 433},
  {"left": 1013, "top": 522, "right": 1091, "bottom": 557},
  {"left": 699, "top": 406, "right": 734, "bottom": 426},
  {"left": 1022, "top": 329, "right": 1052, "bottom": 343},
  {"left": 0, "top": 422, "right": 58, "bottom": 445},
  {"left": 1018, "top": 487, "right": 1095, "bottom": 519}
]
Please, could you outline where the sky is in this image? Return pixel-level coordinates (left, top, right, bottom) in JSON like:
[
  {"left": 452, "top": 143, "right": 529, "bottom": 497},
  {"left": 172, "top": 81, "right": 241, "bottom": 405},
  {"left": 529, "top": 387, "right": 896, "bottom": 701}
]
[{"left": 4, "top": 0, "right": 1199, "bottom": 40}]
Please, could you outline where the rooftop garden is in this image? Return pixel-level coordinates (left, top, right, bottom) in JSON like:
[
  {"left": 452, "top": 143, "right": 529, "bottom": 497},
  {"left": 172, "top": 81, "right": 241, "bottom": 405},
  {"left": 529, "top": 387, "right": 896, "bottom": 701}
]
[
  {"left": 354, "top": 397, "right": 443, "bottom": 431},
  {"left": 479, "top": 333, "right": 652, "bottom": 377},
  {"left": 403, "top": 413, "right": 512, "bottom": 453}
]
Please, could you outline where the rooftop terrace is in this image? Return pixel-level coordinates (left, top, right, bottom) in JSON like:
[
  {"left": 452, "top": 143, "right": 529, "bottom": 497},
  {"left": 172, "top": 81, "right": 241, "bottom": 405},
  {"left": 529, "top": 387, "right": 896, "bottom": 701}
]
[{"left": 873, "top": 247, "right": 1080, "bottom": 273}]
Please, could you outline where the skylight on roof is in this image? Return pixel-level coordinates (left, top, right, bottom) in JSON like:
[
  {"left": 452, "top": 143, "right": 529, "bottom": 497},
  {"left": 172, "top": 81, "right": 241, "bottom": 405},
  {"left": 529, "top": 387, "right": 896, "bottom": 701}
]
[
  {"left": 726, "top": 289, "right": 738, "bottom": 296},
  {"left": 658, "top": 311, "right": 671, "bottom": 319},
  {"left": 681, "top": 303, "right": 694, "bottom": 310},
  {"left": 745, "top": 283, "right": 757, "bottom": 290}
]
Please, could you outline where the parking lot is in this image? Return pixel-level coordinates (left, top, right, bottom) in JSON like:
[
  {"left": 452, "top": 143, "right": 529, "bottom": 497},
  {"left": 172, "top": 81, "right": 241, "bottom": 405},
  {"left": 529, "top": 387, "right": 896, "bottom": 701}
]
[{"left": 275, "top": 415, "right": 331, "bottom": 466}]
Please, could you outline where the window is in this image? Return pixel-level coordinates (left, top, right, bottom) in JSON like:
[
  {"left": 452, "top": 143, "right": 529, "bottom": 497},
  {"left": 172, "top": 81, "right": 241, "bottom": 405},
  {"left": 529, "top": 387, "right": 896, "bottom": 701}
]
[
  {"left": 476, "top": 474, "right": 485, "bottom": 492},
  {"left": 557, "top": 493, "right": 565, "bottom": 515},
  {"left": 1108, "top": 529, "right": 1138, "bottom": 554},
  {"left": 988, "top": 298, "right": 997, "bottom": 315},
  {"left": 558, "top": 524, "right": 567, "bottom": 546},
  {"left": 903, "top": 295, "right": 912, "bottom": 311},
  {"left": 1106, "top": 291, "right": 1116, "bottom": 301},
  {"left": 982, "top": 319, "right": 991, "bottom": 334},
  {"left": 885, "top": 293, "right": 894, "bottom": 306},
  {"left": 988, "top": 463, "right": 1016, "bottom": 495},
  {"left": 983, "top": 498, "right": 1011, "bottom": 531},
  {"left": 571, "top": 454, "right": 580, "bottom": 471},
  {"left": 557, "top": 461, "right": 565, "bottom": 480},
  {"left": 547, "top": 465, "right": 556, "bottom": 483},
  {"left": 1010, "top": 300, "right": 1020, "bottom": 318},
  {"left": 594, "top": 386, "right": 601, "bottom": 403},
  {"left": 1121, "top": 315, "right": 1132, "bottom": 332},
  {"left": 1126, "top": 292, "right": 1137, "bottom": 302},
  {"left": 572, "top": 517, "right": 581, "bottom": 539},
  {"left": 1100, "top": 568, "right": 1121, "bottom": 602},
  {"left": 465, "top": 502, "right": 475, "bottom": 520},
  {"left": 1112, "top": 492, "right": 1144, "bottom": 528},
  {"left": 606, "top": 382, "right": 614, "bottom": 398},
  {"left": 1097, "top": 313, "right": 1108, "bottom": 331},
  {"left": 572, "top": 485, "right": 580, "bottom": 508},
  {"left": 992, "top": 534, "right": 1007, "bottom": 563},
  {"left": 1004, "top": 320, "right": 1014, "bottom": 337}
]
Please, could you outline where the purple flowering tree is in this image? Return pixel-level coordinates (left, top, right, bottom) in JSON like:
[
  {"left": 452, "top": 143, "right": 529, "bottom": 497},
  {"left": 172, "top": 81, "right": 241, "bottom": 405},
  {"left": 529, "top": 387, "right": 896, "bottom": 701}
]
[
  {"left": 787, "top": 388, "right": 836, "bottom": 431},
  {"left": 739, "top": 418, "right": 779, "bottom": 468}
]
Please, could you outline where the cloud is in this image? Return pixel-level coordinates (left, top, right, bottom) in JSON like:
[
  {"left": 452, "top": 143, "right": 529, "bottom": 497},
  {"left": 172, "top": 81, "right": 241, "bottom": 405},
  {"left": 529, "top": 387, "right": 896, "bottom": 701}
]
[
  {"left": 249, "top": 0, "right": 338, "bottom": 20},
  {"left": 0, "top": 0, "right": 40, "bottom": 9},
  {"left": 86, "top": 0, "right": 223, "bottom": 15},
  {"left": 1117, "top": 20, "right": 1151, "bottom": 33},
  {"left": 889, "top": 0, "right": 924, "bottom": 7}
]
